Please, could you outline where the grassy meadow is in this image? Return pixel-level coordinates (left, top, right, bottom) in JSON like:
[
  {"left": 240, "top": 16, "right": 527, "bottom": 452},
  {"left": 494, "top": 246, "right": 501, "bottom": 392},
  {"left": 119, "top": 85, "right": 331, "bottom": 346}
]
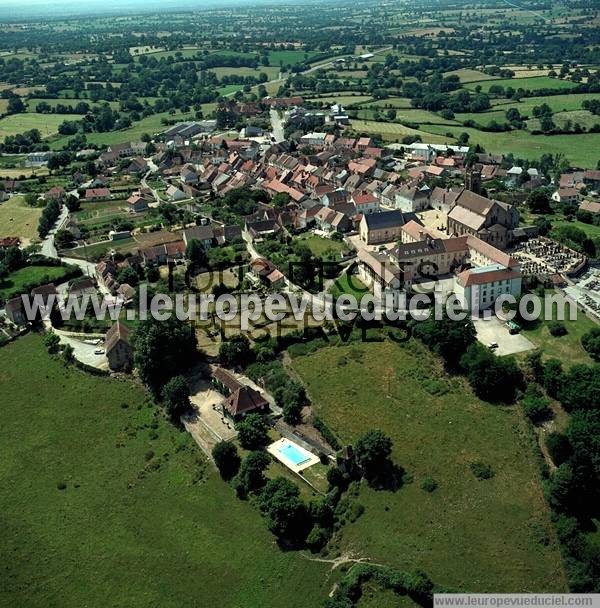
[
  {"left": 292, "top": 339, "right": 567, "bottom": 593},
  {"left": 0, "top": 196, "right": 42, "bottom": 242},
  {"left": 0, "top": 334, "right": 331, "bottom": 608}
]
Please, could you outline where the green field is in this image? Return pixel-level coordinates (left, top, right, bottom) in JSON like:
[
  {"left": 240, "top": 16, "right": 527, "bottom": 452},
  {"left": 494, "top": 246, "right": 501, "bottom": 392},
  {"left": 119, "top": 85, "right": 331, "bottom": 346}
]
[
  {"left": 0, "top": 113, "right": 81, "bottom": 140},
  {"left": 356, "top": 107, "right": 458, "bottom": 126},
  {"left": 520, "top": 293, "right": 598, "bottom": 366},
  {"left": 465, "top": 76, "right": 576, "bottom": 93},
  {"left": 349, "top": 118, "right": 450, "bottom": 144},
  {"left": 292, "top": 339, "right": 567, "bottom": 592},
  {"left": 0, "top": 265, "right": 72, "bottom": 300},
  {"left": 420, "top": 124, "right": 600, "bottom": 168},
  {"left": 0, "top": 334, "right": 331, "bottom": 608},
  {"left": 49, "top": 109, "right": 197, "bottom": 148},
  {"left": 444, "top": 68, "right": 497, "bottom": 83},
  {"left": 268, "top": 49, "right": 320, "bottom": 67},
  {"left": 0, "top": 196, "right": 42, "bottom": 242},
  {"left": 329, "top": 273, "right": 369, "bottom": 300},
  {"left": 209, "top": 66, "right": 280, "bottom": 80}
]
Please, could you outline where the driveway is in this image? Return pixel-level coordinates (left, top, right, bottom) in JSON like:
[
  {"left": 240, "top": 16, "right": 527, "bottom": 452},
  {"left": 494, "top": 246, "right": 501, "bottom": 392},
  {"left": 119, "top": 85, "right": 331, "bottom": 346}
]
[
  {"left": 55, "top": 331, "right": 109, "bottom": 369},
  {"left": 472, "top": 314, "right": 535, "bottom": 356},
  {"left": 269, "top": 109, "right": 285, "bottom": 143}
]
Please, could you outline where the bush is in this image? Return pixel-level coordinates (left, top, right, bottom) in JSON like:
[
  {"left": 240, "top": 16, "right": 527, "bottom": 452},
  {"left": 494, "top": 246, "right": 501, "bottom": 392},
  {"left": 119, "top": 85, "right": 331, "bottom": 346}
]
[
  {"left": 581, "top": 327, "right": 600, "bottom": 361},
  {"left": 470, "top": 461, "right": 494, "bottom": 480},
  {"left": 548, "top": 321, "right": 568, "bottom": 337},
  {"left": 522, "top": 384, "right": 552, "bottom": 423},
  {"left": 546, "top": 432, "right": 572, "bottom": 467},
  {"left": 421, "top": 476, "right": 438, "bottom": 493}
]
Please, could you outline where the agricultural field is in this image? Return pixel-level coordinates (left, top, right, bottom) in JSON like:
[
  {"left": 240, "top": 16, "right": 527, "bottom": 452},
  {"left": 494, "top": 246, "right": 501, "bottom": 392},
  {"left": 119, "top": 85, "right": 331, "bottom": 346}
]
[
  {"left": 306, "top": 94, "right": 374, "bottom": 106},
  {"left": 208, "top": 66, "right": 280, "bottom": 80},
  {"left": 267, "top": 49, "right": 321, "bottom": 66},
  {"left": 0, "top": 196, "right": 42, "bottom": 242},
  {"left": 419, "top": 124, "right": 600, "bottom": 167},
  {"left": 0, "top": 113, "right": 81, "bottom": 140},
  {"left": 292, "top": 339, "right": 567, "bottom": 592},
  {"left": 0, "top": 265, "right": 73, "bottom": 300},
  {"left": 349, "top": 118, "right": 450, "bottom": 144},
  {"left": 356, "top": 107, "right": 458, "bottom": 126},
  {"left": 465, "top": 76, "right": 577, "bottom": 93},
  {"left": 0, "top": 335, "right": 331, "bottom": 608},
  {"left": 443, "top": 68, "right": 497, "bottom": 83}
]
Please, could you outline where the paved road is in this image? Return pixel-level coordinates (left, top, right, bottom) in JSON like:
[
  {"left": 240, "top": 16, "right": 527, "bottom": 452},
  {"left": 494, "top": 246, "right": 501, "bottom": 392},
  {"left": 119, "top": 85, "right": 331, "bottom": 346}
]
[
  {"left": 269, "top": 109, "right": 285, "bottom": 143},
  {"left": 40, "top": 205, "right": 69, "bottom": 258}
]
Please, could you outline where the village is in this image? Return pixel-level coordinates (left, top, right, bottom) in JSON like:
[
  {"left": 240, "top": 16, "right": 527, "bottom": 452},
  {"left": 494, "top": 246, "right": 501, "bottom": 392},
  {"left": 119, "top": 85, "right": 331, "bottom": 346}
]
[{"left": 1, "top": 94, "right": 598, "bottom": 474}]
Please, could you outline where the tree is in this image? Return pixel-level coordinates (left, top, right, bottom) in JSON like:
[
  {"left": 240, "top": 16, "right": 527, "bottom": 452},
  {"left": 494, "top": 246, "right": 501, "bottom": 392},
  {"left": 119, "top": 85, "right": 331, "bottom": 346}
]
[
  {"left": 7, "top": 95, "right": 25, "bottom": 114},
  {"left": 354, "top": 429, "right": 393, "bottom": 481},
  {"left": 557, "top": 364, "right": 600, "bottom": 411},
  {"left": 236, "top": 413, "right": 269, "bottom": 450},
  {"left": 218, "top": 334, "right": 252, "bottom": 368},
  {"left": 546, "top": 432, "right": 572, "bottom": 467},
  {"left": 185, "top": 239, "right": 207, "bottom": 269},
  {"left": 65, "top": 195, "right": 80, "bottom": 212},
  {"left": 131, "top": 318, "right": 197, "bottom": 395},
  {"left": 275, "top": 381, "right": 306, "bottom": 425},
  {"left": 542, "top": 358, "right": 564, "bottom": 398},
  {"left": 161, "top": 375, "right": 190, "bottom": 420},
  {"left": 412, "top": 312, "right": 476, "bottom": 369},
  {"left": 527, "top": 189, "right": 552, "bottom": 214},
  {"left": 521, "top": 384, "right": 551, "bottom": 423},
  {"left": 258, "top": 477, "right": 310, "bottom": 543},
  {"left": 117, "top": 266, "right": 139, "bottom": 287},
  {"left": 581, "top": 327, "right": 600, "bottom": 361},
  {"left": 212, "top": 441, "right": 240, "bottom": 480},
  {"left": 233, "top": 450, "right": 270, "bottom": 497},
  {"left": 43, "top": 332, "right": 61, "bottom": 354},
  {"left": 460, "top": 343, "right": 522, "bottom": 403}
]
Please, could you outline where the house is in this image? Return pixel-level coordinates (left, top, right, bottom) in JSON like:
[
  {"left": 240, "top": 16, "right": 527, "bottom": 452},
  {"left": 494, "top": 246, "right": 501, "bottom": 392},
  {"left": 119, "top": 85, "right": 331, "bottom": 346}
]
[
  {"left": 105, "top": 321, "right": 133, "bottom": 371},
  {"left": 355, "top": 137, "right": 374, "bottom": 152},
  {"left": 68, "top": 277, "right": 96, "bottom": 298},
  {"left": 430, "top": 186, "right": 461, "bottom": 213},
  {"left": 0, "top": 236, "right": 21, "bottom": 249},
  {"left": 117, "top": 283, "right": 136, "bottom": 304},
  {"left": 126, "top": 193, "right": 149, "bottom": 213},
  {"left": 165, "top": 185, "right": 187, "bottom": 202},
  {"left": 351, "top": 191, "right": 379, "bottom": 215},
  {"left": 213, "top": 224, "right": 242, "bottom": 245},
  {"left": 125, "top": 157, "right": 148, "bottom": 174},
  {"left": 212, "top": 367, "right": 269, "bottom": 421},
  {"left": 84, "top": 187, "right": 111, "bottom": 201},
  {"left": 359, "top": 210, "right": 406, "bottom": 245},
  {"left": 244, "top": 219, "right": 281, "bottom": 242},
  {"left": 583, "top": 170, "right": 600, "bottom": 190},
  {"left": 395, "top": 184, "right": 430, "bottom": 213},
  {"left": 182, "top": 225, "right": 214, "bottom": 250},
  {"left": 180, "top": 165, "right": 199, "bottom": 185},
  {"left": 44, "top": 186, "right": 66, "bottom": 202},
  {"left": 266, "top": 268, "right": 285, "bottom": 289},
  {"left": 580, "top": 200, "right": 600, "bottom": 214},
  {"left": 315, "top": 207, "right": 351, "bottom": 234},
  {"left": 552, "top": 188, "right": 580, "bottom": 205},
  {"left": 139, "top": 241, "right": 186, "bottom": 266},
  {"left": 5, "top": 296, "right": 26, "bottom": 325},
  {"left": 357, "top": 249, "right": 403, "bottom": 296},
  {"left": 447, "top": 189, "right": 519, "bottom": 249}
]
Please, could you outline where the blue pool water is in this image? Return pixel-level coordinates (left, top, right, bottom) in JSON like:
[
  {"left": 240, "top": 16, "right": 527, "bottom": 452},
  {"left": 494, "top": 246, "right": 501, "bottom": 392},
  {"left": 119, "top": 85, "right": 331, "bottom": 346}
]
[{"left": 279, "top": 442, "right": 310, "bottom": 466}]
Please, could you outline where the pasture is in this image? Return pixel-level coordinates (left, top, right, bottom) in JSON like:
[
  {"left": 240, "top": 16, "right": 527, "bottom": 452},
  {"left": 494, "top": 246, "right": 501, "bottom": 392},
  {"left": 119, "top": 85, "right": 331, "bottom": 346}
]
[
  {"left": 0, "top": 265, "right": 73, "bottom": 301},
  {"left": 0, "top": 196, "right": 42, "bottom": 242},
  {"left": 0, "top": 335, "right": 330, "bottom": 608},
  {"left": 0, "top": 113, "right": 80, "bottom": 140},
  {"left": 292, "top": 339, "right": 567, "bottom": 592},
  {"left": 349, "top": 118, "right": 450, "bottom": 144},
  {"left": 465, "top": 76, "right": 576, "bottom": 93}
]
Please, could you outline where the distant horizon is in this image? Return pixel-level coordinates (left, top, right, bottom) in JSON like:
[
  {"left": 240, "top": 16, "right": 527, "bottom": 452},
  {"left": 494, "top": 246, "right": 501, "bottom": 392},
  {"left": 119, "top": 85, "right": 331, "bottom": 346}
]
[{"left": 0, "top": 0, "right": 325, "bottom": 21}]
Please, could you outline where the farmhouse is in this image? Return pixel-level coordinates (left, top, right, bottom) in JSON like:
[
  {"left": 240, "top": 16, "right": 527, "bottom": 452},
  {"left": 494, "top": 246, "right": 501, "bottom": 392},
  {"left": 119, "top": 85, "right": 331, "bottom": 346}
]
[
  {"left": 105, "top": 321, "right": 133, "bottom": 371},
  {"left": 182, "top": 225, "right": 214, "bottom": 250},
  {"left": 212, "top": 367, "right": 269, "bottom": 421}
]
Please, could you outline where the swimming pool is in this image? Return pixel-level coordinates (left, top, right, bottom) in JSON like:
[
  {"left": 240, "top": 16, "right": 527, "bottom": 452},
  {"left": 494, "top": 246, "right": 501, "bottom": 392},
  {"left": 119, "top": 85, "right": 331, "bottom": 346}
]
[{"left": 278, "top": 441, "right": 311, "bottom": 466}]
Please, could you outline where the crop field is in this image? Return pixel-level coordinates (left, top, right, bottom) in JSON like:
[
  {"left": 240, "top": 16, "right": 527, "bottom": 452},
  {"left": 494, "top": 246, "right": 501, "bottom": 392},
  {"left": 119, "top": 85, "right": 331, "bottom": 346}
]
[
  {"left": 208, "top": 66, "right": 280, "bottom": 80},
  {"left": 0, "top": 335, "right": 331, "bottom": 608},
  {"left": 267, "top": 49, "right": 320, "bottom": 66},
  {"left": 356, "top": 107, "right": 458, "bottom": 125},
  {"left": 0, "top": 113, "right": 81, "bottom": 140},
  {"left": 0, "top": 196, "right": 42, "bottom": 242},
  {"left": 465, "top": 76, "right": 576, "bottom": 93},
  {"left": 307, "top": 94, "right": 374, "bottom": 106},
  {"left": 292, "top": 339, "right": 567, "bottom": 593},
  {"left": 491, "top": 93, "right": 600, "bottom": 115},
  {"left": 349, "top": 118, "right": 450, "bottom": 143},
  {"left": 444, "top": 68, "right": 497, "bottom": 83}
]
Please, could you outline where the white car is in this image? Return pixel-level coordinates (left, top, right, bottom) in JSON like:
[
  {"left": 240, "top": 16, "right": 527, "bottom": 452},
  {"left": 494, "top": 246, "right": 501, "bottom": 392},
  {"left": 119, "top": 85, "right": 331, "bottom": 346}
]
[
  {"left": 487, "top": 342, "right": 499, "bottom": 350},
  {"left": 94, "top": 349, "right": 105, "bottom": 355}
]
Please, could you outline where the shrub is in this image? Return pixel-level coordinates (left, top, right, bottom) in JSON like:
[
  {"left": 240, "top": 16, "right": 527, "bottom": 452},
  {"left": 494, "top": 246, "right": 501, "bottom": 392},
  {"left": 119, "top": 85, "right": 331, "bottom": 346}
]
[
  {"left": 546, "top": 432, "right": 572, "bottom": 467},
  {"left": 548, "top": 321, "right": 568, "bottom": 337},
  {"left": 470, "top": 461, "right": 495, "bottom": 480},
  {"left": 421, "top": 476, "right": 438, "bottom": 493}
]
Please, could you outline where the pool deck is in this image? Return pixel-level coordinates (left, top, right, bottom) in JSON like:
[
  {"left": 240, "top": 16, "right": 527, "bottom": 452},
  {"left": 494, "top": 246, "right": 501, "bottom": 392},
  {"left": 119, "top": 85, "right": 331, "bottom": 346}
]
[{"left": 267, "top": 438, "right": 320, "bottom": 473}]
